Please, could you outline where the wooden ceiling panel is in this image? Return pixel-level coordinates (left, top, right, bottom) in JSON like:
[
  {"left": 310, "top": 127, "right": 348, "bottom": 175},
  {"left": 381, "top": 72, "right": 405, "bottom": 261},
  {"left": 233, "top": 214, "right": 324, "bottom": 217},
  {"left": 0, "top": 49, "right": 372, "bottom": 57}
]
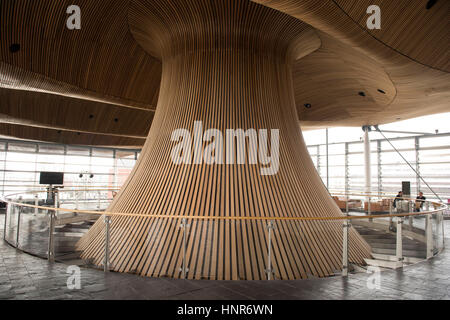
[
  {"left": 0, "top": 0, "right": 162, "bottom": 108},
  {"left": 0, "top": 122, "right": 143, "bottom": 147},
  {"left": 0, "top": 87, "right": 151, "bottom": 141},
  {"left": 254, "top": 0, "right": 450, "bottom": 128},
  {"left": 334, "top": 0, "right": 449, "bottom": 71},
  {"left": 294, "top": 32, "right": 397, "bottom": 125},
  {"left": 0, "top": 0, "right": 448, "bottom": 145}
]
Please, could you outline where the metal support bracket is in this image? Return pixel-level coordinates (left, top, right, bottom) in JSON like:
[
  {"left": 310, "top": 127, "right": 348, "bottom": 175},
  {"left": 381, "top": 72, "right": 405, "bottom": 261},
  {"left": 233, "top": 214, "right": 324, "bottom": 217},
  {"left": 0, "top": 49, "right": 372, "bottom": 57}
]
[
  {"left": 342, "top": 219, "right": 350, "bottom": 276},
  {"left": 426, "top": 214, "right": 433, "bottom": 259},
  {"left": 395, "top": 216, "right": 403, "bottom": 268},
  {"left": 16, "top": 206, "right": 22, "bottom": 248},
  {"left": 104, "top": 215, "right": 111, "bottom": 272},
  {"left": 47, "top": 211, "right": 55, "bottom": 263},
  {"left": 179, "top": 218, "right": 190, "bottom": 279},
  {"left": 265, "top": 220, "right": 276, "bottom": 280}
]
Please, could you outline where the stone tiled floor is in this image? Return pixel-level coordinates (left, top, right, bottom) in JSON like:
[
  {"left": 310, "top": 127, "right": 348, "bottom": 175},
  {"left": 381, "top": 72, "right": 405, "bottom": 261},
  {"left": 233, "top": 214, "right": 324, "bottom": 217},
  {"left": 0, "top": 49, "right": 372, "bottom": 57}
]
[{"left": 0, "top": 213, "right": 449, "bottom": 300}]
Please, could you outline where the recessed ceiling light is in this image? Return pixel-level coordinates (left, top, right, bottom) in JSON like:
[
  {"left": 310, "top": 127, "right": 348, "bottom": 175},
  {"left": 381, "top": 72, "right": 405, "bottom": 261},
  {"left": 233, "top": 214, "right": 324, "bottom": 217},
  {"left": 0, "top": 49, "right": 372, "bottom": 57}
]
[
  {"left": 304, "top": 103, "right": 312, "bottom": 109},
  {"left": 377, "top": 89, "right": 386, "bottom": 94},
  {"left": 426, "top": 0, "right": 438, "bottom": 10},
  {"left": 9, "top": 43, "right": 20, "bottom": 53},
  {"left": 358, "top": 91, "right": 366, "bottom": 97}
]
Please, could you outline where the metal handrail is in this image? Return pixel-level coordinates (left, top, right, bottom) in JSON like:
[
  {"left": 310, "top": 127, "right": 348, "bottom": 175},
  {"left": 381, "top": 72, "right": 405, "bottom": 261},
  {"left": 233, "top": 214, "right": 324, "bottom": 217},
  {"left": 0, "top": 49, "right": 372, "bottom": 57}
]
[{"left": 1, "top": 189, "right": 447, "bottom": 222}]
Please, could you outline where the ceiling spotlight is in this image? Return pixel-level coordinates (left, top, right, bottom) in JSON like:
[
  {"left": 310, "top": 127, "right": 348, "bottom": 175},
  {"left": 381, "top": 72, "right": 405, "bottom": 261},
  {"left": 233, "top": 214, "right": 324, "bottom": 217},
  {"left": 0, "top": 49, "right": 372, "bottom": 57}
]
[
  {"left": 377, "top": 89, "right": 386, "bottom": 94},
  {"left": 9, "top": 43, "right": 20, "bottom": 53},
  {"left": 426, "top": 0, "right": 438, "bottom": 10},
  {"left": 358, "top": 91, "right": 366, "bottom": 97},
  {"left": 304, "top": 103, "right": 312, "bottom": 109}
]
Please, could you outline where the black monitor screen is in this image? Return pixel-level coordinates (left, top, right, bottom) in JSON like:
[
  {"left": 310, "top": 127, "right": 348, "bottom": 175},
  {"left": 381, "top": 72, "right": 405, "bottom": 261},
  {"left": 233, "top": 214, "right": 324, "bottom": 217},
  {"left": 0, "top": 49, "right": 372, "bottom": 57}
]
[{"left": 39, "top": 172, "right": 64, "bottom": 185}]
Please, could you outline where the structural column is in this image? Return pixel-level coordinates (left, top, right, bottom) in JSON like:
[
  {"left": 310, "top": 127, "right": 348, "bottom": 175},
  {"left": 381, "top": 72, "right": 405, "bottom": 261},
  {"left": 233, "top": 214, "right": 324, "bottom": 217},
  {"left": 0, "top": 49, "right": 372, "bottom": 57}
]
[
  {"left": 363, "top": 126, "right": 372, "bottom": 213},
  {"left": 78, "top": 0, "right": 371, "bottom": 280}
]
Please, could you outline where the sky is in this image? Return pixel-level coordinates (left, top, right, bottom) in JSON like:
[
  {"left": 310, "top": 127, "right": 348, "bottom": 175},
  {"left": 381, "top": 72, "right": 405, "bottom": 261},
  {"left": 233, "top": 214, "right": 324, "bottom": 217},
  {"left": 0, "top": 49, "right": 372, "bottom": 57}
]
[{"left": 302, "top": 112, "right": 450, "bottom": 146}]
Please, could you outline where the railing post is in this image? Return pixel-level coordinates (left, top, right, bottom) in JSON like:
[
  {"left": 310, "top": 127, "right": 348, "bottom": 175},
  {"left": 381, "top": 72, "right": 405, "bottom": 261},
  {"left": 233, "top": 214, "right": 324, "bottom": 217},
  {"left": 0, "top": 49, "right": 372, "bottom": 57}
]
[
  {"left": 426, "top": 213, "right": 433, "bottom": 259},
  {"left": 3, "top": 203, "right": 9, "bottom": 241},
  {"left": 345, "top": 195, "right": 349, "bottom": 215},
  {"left": 34, "top": 195, "right": 38, "bottom": 216},
  {"left": 16, "top": 206, "right": 21, "bottom": 248},
  {"left": 48, "top": 210, "right": 55, "bottom": 263},
  {"left": 75, "top": 192, "right": 79, "bottom": 210},
  {"left": 408, "top": 201, "right": 413, "bottom": 228},
  {"left": 97, "top": 191, "right": 101, "bottom": 210},
  {"left": 266, "top": 220, "right": 275, "bottom": 280},
  {"left": 395, "top": 216, "right": 403, "bottom": 268},
  {"left": 389, "top": 198, "right": 394, "bottom": 230},
  {"left": 342, "top": 217, "right": 350, "bottom": 276},
  {"left": 104, "top": 215, "right": 111, "bottom": 272},
  {"left": 441, "top": 210, "right": 445, "bottom": 249},
  {"left": 55, "top": 190, "right": 59, "bottom": 208},
  {"left": 179, "top": 218, "right": 189, "bottom": 279},
  {"left": 54, "top": 190, "right": 59, "bottom": 219}
]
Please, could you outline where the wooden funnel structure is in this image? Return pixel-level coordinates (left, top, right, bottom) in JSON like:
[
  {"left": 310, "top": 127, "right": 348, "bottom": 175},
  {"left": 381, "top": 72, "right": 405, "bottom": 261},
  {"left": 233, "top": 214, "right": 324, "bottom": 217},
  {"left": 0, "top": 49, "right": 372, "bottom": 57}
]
[{"left": 77, "top": 0, "right": 371, "bottom": 280}]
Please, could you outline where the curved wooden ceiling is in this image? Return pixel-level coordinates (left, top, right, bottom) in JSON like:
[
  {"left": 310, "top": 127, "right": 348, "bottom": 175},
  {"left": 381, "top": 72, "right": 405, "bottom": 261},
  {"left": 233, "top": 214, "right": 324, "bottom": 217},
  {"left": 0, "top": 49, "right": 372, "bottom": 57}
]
[
  {"left": 0, "top": 0, "right": 448, "bottom": 145},
  {"left": 255, "top": 0, "right": 450, "bottom": 128}
]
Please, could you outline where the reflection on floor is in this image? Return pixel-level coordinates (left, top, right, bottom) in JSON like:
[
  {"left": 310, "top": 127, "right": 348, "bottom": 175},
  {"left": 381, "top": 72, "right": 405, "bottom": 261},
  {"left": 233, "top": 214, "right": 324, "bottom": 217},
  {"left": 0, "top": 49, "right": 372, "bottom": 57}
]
[
  {"left": 355, "top": 224, "right": 426, "bottom": 258},
  {"left": 0, "top": 211, "right": 449, "bottom": 300}
]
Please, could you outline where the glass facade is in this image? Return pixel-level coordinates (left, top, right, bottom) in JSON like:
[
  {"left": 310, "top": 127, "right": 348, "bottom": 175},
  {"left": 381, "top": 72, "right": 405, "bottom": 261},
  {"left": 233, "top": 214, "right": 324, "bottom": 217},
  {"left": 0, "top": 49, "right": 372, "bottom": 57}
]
[
  {"left": 0, "top": 138, "right": 139, "bottom": 196},
  {"left": 307, "top": 133, "right": 450, "bottom": 202},
  {"left": 1, "top": 133, "right": 449, "bottom": 204}
]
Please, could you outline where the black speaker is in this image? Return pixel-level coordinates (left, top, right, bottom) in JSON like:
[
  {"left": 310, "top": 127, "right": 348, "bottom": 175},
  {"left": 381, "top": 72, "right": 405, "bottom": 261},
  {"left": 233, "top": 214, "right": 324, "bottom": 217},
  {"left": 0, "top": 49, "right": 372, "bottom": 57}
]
[{"left": 402, "top": 181, "right": 411, "bottom": 197}]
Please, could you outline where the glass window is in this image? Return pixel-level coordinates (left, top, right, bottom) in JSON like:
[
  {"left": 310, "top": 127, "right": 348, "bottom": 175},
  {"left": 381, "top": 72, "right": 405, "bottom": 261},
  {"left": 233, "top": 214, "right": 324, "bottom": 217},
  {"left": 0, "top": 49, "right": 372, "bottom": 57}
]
[
  {"left": 0, "top": 139, "right": 139, "bottom": 196},
  {"left": 420, "top": 136, "right": 450, "bottom": 148},
  {"left": 420, "top": 148, "right": 450, "bottom": 163},
  {"left": 38, "top": 144, "right": 65, "bottom": 154},
  {"left": 92, "top": 148, "right": 114, "bottom": 158},
  {"left": 65, "top": 155, "right": 90, "bottom": 166},
  {"left": 348, "top": 142, "right": 363, "bottom": 153},
  {"left": 380, "top": 150, "right": 416, "bottom": 165},
  {"left": 67, "top": 146, "right": 90, "bottom": 156},
  {"left": 8, "top": 142, "right": 37, "bottom": 152}
]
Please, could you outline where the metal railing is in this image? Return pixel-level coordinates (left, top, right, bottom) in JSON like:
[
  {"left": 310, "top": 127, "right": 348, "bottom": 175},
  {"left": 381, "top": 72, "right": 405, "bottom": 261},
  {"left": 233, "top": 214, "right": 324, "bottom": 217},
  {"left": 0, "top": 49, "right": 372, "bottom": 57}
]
[{"left": 1, "top": 188, "right": 447, "bottom": 280}]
